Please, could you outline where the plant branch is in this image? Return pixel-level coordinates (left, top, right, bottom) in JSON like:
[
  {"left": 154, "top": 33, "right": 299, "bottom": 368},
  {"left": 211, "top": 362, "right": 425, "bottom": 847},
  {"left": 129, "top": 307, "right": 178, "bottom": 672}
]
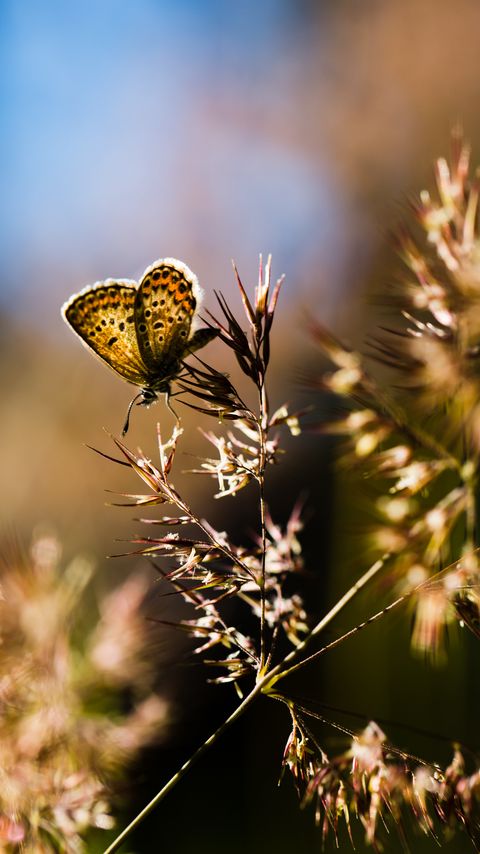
[
  {"left": 103, "top": 680, "right": 265, "bottom": 854},
  {"left": 262, "top": 553, "right": 390, "bottom": 691},
  {"left": 257, "top": 381, "right": 269, "bottom": 674}
]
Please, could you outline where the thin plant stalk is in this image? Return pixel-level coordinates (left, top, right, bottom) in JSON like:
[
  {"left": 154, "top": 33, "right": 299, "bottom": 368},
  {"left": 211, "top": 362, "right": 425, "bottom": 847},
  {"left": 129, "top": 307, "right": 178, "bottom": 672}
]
[
  {"left": 103, "top": 551, "right": 389, "bottom": 853},
  {"left": 457, "top": 313, "right": 477, "bottom": 553},
  {"left": 102, "top": 681, "right": 265, "bottom": 854},
  {"left": 263, "top": 552, "right": 390, "bottom": 689},
  {"left": 257, "top": 381, "right": 269, "bottom": 674}
]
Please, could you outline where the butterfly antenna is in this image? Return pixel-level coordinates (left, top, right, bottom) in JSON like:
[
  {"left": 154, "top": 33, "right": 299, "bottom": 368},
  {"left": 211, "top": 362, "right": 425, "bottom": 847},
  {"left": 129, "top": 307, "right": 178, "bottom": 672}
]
[{"left": 122, "top": 391, "right": 145, "bottom": 436}]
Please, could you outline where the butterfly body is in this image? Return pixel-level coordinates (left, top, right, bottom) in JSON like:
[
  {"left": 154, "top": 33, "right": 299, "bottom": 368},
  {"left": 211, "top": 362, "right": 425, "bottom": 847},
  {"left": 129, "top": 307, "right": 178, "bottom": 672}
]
[{"left": 62, "top": 258, "right": 216, "bottom": 431}]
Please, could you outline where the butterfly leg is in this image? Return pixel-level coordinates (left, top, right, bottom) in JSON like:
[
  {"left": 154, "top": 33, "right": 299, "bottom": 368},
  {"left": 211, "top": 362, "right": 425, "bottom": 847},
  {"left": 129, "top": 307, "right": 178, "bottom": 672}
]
[
  {"left": 165, "top": 387, "right": 180, "bottom": 422},
  {"left": 122, "top": 389, "right": 158, "bottom": 435}
]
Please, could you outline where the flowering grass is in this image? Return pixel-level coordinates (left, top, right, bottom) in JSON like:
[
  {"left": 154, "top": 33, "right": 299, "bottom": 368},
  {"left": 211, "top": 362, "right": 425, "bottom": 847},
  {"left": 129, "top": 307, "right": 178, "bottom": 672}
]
[{"left": 53, "top": 132, "right": 480, "bottom": 853}]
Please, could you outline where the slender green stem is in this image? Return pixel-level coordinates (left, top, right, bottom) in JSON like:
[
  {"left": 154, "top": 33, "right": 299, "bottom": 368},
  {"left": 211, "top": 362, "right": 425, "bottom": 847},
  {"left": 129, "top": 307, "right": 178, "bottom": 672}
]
[
  {"left": 456, "top": 313, "right": 477, "bottom": 553},
  {"left": 262, "top": 553, "right": 390, "bottom": 690},
  {"left": 185, "top": 502, "right": 256, "bottom": 581},
  {"left": 257, "top": 381, "right": 269, "bottom": 674},
  {"left": 258, "top": 473, "right": 267, "bottom": 673},
  {"left": 461, "top": 438, "right": 477, "bottom": 555},
  {"left": 268, "top": 581, "right": 407, "bottom": 683},
  {"left": 103, "top": 552, "right": 389, "bottom": 852},
  {"left": 464, "top": 472, "right": 476, "bottom": 544},
  {"left": 103, "top": 680, "right": 265, "bottom": 854},
  {"left": 264, "top": 546, "right": 471, "bottom": 689}
]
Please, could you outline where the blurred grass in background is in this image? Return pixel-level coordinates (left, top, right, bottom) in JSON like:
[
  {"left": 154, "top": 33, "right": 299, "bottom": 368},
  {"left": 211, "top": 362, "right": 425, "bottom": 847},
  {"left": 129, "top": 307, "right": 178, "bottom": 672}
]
[{"left": 3, "top": 1, "right": 480, "bottom": 851}]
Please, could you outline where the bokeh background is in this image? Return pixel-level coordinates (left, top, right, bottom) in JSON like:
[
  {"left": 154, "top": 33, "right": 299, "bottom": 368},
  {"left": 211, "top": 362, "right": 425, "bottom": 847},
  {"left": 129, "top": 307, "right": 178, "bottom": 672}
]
[{"left": 3, "top": 1, "right": 480, "bottom": 851}]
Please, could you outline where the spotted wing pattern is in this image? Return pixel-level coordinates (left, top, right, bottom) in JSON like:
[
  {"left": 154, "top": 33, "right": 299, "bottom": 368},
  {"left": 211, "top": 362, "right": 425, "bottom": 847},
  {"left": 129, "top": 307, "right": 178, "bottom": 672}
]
[
  {"left": 134, "top": 260, "right": 198, "bottom": 376},
  {"left": 62, "top": 280, "right": 149, "bottom": 386}
]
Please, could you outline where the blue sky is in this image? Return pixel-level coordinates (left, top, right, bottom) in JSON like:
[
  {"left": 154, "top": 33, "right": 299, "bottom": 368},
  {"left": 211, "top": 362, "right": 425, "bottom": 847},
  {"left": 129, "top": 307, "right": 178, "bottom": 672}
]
[{"left": 1, "top": 1, "right": 344, "bottom": 326}]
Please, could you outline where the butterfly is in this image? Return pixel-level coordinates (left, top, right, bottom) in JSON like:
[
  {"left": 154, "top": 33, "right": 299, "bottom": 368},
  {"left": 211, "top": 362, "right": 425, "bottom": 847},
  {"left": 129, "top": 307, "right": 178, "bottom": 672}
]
[{"left": 62, "top": 258, "right": 217, "bottom": 433}]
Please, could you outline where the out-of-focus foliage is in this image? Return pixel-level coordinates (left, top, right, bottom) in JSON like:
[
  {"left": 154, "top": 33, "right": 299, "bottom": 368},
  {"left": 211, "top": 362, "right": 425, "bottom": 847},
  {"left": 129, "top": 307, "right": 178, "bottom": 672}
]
[{"left": 0, "top": 534, "right": 167, "bottom": 852}]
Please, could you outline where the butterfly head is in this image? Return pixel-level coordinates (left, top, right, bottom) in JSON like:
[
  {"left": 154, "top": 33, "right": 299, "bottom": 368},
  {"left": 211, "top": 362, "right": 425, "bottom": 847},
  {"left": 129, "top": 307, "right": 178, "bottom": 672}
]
[{"left": 139, "top": 387, "right": 161, "bottom": 407}]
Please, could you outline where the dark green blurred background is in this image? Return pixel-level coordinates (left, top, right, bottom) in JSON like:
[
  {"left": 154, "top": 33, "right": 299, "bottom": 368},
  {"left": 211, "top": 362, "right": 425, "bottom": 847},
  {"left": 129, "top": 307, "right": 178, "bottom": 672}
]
[{"left": 3, "top": 1, "right": 480, "bottom": 851}]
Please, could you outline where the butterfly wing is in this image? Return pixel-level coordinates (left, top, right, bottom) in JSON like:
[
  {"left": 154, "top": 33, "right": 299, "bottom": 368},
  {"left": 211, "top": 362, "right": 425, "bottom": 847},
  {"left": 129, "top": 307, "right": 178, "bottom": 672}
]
[
  {"left": 134, "top": 259, "right": 199, "bottom": 377},
  {"left": 185, "top": 326, "right": 218, "bottom": 353},
  {"left": 62, "top": 280, "right": 149, "bottom": 386}
]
